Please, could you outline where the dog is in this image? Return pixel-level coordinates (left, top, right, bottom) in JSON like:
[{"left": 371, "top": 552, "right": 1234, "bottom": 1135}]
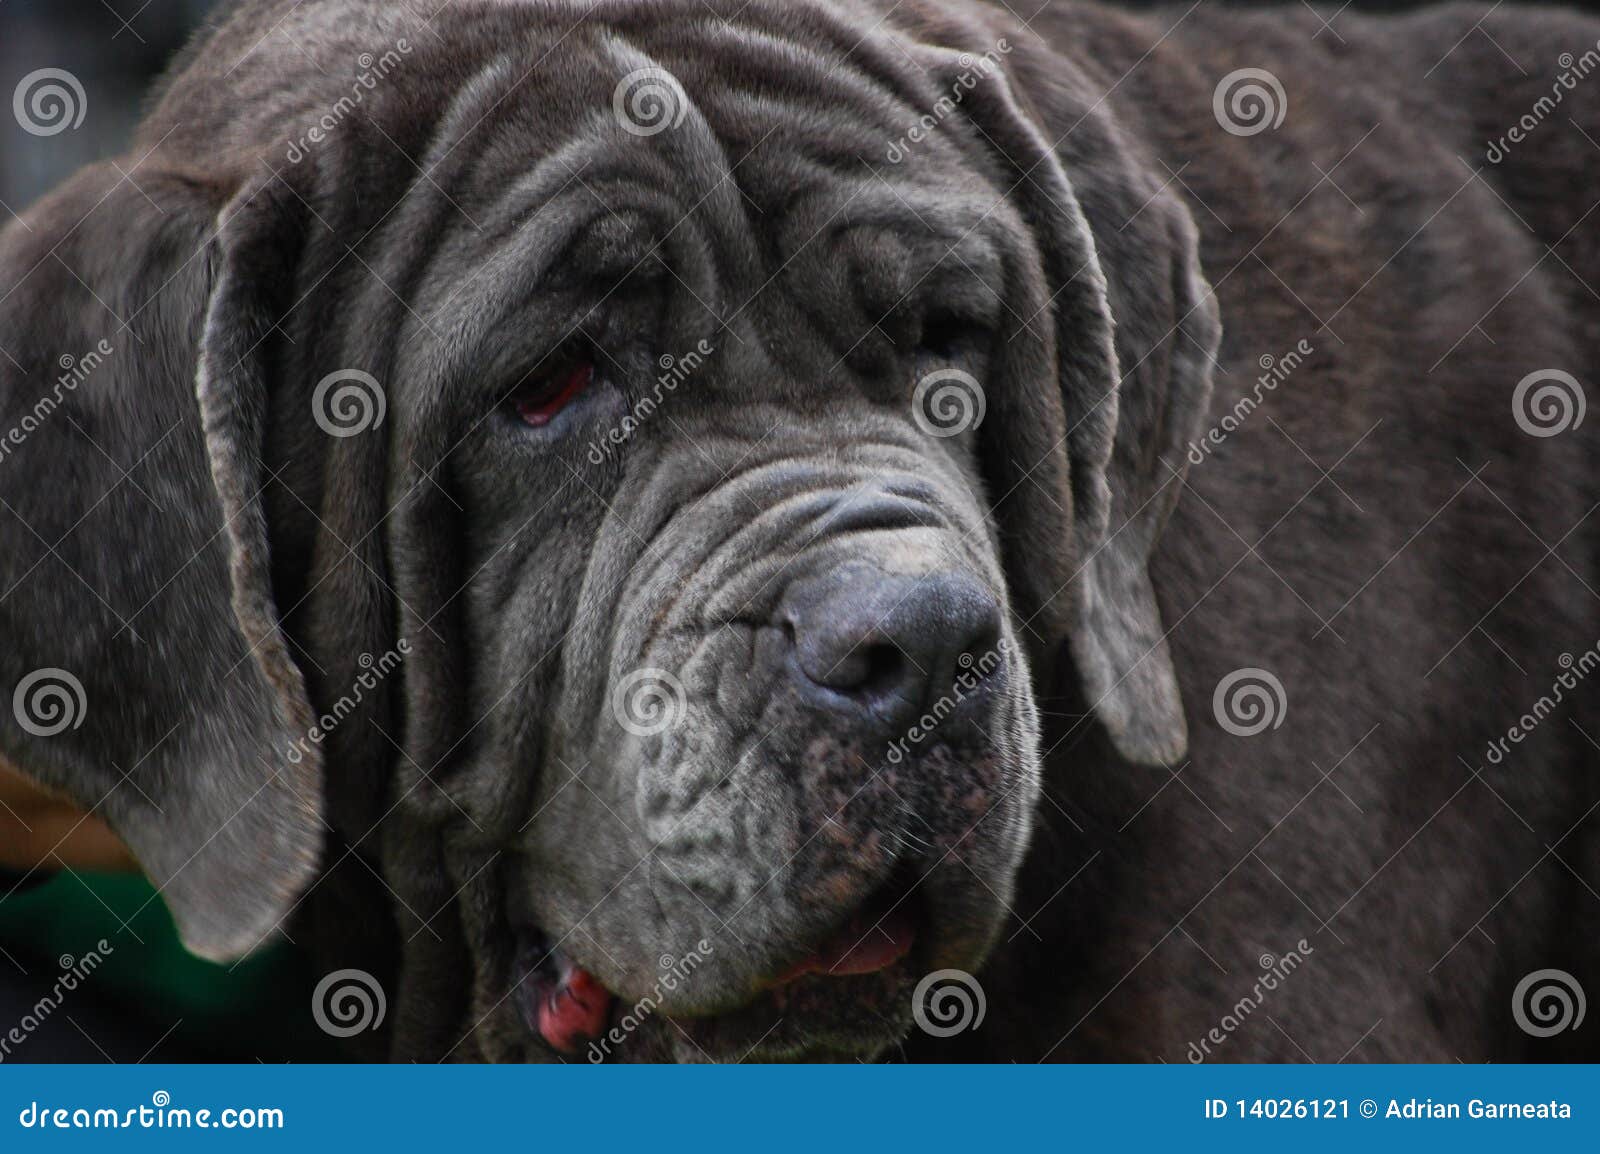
[{"left": 1, "top": 0, "right": 1595, "bottom": 1062}]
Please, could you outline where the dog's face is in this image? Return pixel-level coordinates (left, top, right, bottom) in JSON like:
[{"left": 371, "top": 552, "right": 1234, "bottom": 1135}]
[
  {"left": 473, "top": 256, "right": 1040, "bottom": 1060},
  {"left": 0, "top": 0, "right": 1216, "bottom": 1063},
  {"left": 397, "top": 24, "right": 1053, "bottom": 1064}
]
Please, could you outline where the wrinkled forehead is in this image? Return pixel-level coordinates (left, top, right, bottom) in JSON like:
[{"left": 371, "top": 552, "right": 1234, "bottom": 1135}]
[{"left": 383, "top": 11, "right": 1022, "bottom": 350}]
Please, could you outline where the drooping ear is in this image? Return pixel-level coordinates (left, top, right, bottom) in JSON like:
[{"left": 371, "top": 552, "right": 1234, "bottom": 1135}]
[
  {"left": 0, "top": 162, "right": 324, "bottom": 959},
  {"left": 933, "top": 51, "right": 1221, "bottom": 766}
]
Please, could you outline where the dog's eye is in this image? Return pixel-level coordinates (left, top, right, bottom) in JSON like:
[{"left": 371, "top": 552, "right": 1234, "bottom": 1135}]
[{"left": 509, "top": 358, "right": 594, "bottom": 428}]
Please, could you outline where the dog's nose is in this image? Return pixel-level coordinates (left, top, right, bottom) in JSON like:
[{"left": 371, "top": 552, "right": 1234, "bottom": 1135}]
[{"left": 781, "top": 564, "right": 1003, "bottom": 728}]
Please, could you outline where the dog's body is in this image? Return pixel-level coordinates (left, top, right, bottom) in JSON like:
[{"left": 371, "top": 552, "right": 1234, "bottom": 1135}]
[
  {"left": 1, "top": 0, "right": 1595, "bottom": 1061},
  {"left": 942, "top": 4, "right": 1600, "bottom": 1063}
]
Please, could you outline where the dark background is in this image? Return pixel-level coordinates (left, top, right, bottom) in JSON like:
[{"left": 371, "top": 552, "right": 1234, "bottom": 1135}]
[
  {"left": 1, "top": 1, "right": 218, "bottom": 214},
  {"left": 1, "top": 1, "right": 1589, "bottom": 210}
]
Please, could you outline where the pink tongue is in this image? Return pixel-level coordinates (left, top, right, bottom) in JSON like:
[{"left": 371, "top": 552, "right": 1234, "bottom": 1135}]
[
  {"left": 535, "top": 910, "right": 916, "bottom": 1051},
  {"left": 537, "top": 967, "right": 612, "bottom": 1054},
  {"left": 776, "top": 908, "right": 917, "bottom": 985}
]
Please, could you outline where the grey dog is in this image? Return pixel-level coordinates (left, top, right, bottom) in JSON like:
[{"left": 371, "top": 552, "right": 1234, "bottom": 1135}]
[{"left": 1, "top": 0, "right": 1596, "bottom": 1062}]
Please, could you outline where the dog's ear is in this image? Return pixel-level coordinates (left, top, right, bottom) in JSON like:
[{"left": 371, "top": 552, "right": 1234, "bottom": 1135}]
[
  {"left": 0, "top": 162, "right": 323, "bottom": 959},
  {"left": 936, "top": 52, "right": 1220, "bottom": 766}
]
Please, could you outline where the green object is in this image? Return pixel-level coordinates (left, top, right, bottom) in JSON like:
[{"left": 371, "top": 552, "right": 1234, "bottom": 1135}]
[{"left": 0, "top": 871, "right": 340, "bottom": 1061}]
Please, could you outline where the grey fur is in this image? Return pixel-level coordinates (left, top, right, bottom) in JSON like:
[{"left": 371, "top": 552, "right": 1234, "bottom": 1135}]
[{"left": 1, "top": 0, "right": 1595, "bottom": 1062}]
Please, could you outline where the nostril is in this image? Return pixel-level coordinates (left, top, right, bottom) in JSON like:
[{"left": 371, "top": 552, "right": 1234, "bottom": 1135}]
[
  {"left": 794, "top": 630, "right": 903, "bottom": 694},
  {"left": 862, "top": 642, "right": 908, "bottom": 695},
  {"left": 824, "top": 640, "right": 909, "bottom": 698}
]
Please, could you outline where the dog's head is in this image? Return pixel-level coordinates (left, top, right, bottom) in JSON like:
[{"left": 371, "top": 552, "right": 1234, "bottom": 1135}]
[{"left": 0, "top": 0, "right": 1216, "bottom": 1061}]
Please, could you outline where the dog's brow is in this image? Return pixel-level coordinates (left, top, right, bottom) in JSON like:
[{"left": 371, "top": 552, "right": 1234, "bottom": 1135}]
[
  {"left": 428, "top": 205, "right": 652, "bottom": 381},
  {"left": 838, "top": 221, "right": 1006, "bottom": 318}
]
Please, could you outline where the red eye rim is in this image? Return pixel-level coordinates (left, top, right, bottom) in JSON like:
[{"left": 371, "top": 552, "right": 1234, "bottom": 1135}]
[{"left": 513, "top": 361, "right": 594, "bottom": 428}]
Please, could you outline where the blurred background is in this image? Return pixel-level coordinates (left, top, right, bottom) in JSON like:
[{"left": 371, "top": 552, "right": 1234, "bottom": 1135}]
[{"left": 1, "top": 1, "right": 222, "bottom": 213}]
